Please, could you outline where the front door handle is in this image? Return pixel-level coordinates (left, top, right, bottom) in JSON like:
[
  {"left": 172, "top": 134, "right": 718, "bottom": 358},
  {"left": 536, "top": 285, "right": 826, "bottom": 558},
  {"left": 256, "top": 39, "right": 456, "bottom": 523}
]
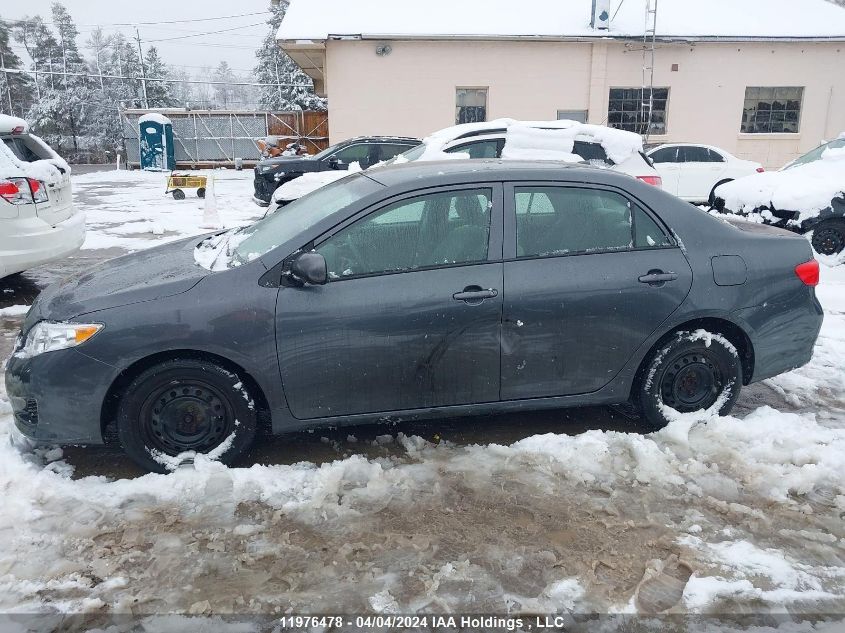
[
  {"left": 638, "top": 270, "right": 679, "bottom": 285},
  {"left": 453, "top": 286, "right": 498, "bottom": 304}
]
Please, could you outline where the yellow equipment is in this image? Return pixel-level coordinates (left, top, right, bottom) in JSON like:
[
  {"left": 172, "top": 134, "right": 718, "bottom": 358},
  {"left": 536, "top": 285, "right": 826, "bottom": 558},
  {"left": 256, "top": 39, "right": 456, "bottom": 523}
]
[{"left": 165, "top": 172, "right": 207, "bottom": 200}]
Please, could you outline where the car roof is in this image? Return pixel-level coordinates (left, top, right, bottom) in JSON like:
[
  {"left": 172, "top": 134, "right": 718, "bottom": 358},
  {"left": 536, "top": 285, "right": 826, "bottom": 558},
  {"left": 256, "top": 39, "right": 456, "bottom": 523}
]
[
  {"left": 365, "top": 159, "right": 632, "bottom": 188},
  {"left": 342, "top": 136, "right": 421, "bottom": 144}
]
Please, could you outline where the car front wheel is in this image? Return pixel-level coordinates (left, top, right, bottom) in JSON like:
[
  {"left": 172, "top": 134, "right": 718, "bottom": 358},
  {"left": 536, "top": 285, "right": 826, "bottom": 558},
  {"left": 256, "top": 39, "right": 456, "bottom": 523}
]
[
  {"left": 810, "top": 219, "right": 845, "bottom": 256},
  {"left": 117, "top": 359, "right": 258, "bottom": 473},
  {"left": 637, "top": 330, "right": 742, "bottom": 431}
]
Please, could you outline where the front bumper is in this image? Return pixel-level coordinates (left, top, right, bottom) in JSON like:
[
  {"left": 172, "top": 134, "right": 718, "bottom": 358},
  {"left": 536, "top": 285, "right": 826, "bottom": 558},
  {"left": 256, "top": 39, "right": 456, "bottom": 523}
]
[
  {"left": 0, "top": 209, "right": 85, "bottom": 278},
  {"left": 5, "top": 346, "right": 116, "bottom": 445}
]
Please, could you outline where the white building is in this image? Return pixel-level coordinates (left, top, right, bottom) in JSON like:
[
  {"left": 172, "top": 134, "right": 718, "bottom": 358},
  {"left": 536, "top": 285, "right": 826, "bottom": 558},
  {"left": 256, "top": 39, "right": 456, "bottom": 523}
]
[{"left": 278, "top": 0, "right": 845, "bottom": 168}]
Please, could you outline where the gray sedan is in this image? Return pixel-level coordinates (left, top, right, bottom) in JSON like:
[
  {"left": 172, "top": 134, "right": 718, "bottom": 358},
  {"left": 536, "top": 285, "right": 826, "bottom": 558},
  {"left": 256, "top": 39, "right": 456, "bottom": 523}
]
[{"left": 6, "top": 161, "right": 823, "bottom": 472}]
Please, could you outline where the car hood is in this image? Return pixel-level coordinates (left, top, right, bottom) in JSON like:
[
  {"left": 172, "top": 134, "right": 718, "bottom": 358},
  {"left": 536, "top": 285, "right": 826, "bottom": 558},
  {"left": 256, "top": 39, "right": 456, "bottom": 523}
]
[
  {"left": 716, "top": 148, "right": 845, "bottom": 224},
  {"left": 26, "top": 235, "right": 210, "bottom": 328}
]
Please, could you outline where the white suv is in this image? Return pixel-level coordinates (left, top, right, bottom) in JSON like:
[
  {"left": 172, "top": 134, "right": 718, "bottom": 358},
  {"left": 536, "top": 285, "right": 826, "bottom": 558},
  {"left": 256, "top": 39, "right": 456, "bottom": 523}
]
[{"left": 0, "top": 115, "right": 85, "bottom": 279}]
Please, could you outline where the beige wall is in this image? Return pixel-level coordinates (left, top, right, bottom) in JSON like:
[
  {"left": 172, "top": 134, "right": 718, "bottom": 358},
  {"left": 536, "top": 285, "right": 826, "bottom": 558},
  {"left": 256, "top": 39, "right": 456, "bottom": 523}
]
[{"left": 322, "top": 39, "right": 845, "bottom": 168}]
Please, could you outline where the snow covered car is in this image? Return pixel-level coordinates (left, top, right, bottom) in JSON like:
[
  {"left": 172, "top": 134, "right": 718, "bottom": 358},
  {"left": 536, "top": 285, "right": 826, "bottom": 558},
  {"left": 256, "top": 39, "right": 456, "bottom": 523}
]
[
  {"left": 268, "top": 118, "right": 661, "bottom": 209},
  {"left": 646, "top": 143, "right": 764, "bottom": 204},
  {"left": 713, "top": 136, "right": 845, "bottom": 258},
  {"left": 6, "top": 160, "right": 822, "bottom": 473},
  {"left": 253, "top": 136, "right": 419, "bottom": 205},
  {"left": 0, "top": 115, "right": 85, "bottom": 279}
]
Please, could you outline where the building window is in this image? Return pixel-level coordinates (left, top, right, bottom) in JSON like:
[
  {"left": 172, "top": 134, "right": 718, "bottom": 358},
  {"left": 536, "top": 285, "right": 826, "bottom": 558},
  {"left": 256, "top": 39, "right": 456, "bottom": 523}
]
[
  {"left": 741, "top": 87, "right": 803, "bottom": 134},
  {"left": 456, "top": 88, "right": 487, "bottom": 124},
  {"left": 607, "top": 88, "right": 669, "bottom": 135},
  {"left": 557, "top": 110, "right": 588, "bottom": 123}
]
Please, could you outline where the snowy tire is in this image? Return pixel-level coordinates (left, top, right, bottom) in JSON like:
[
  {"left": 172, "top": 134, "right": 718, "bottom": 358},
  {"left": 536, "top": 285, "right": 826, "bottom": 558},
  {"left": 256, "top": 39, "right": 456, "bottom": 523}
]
[
  {"left": 810, "top": 219, "right": 845, "bottom": 256},
  {"left": 197, "top": 187, "right": 206, "bottom": 199},
  {"left": 117, "top": 359, "right": 257, "bottom": 473},
  {"left": 637, "top": 330, "right": 742, "bottom": 431},
  {"left": 172, "top": 189, "right": 185, "bottom": 200}
]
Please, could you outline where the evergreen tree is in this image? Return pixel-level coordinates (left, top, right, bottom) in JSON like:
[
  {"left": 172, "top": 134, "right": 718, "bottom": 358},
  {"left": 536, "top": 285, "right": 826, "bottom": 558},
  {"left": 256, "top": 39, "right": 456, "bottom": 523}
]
[
  {"left": 253, "top": 0, "right": 325, "bottom": 111},
  {"left": 212, "top": 61, "right": 236, "bottom": 109},
  {"left": 142, "top": 46, "right": 176, "bottom": 107},
  {"left": 0, "top": 19, "right": 34, "bottom": 116}
]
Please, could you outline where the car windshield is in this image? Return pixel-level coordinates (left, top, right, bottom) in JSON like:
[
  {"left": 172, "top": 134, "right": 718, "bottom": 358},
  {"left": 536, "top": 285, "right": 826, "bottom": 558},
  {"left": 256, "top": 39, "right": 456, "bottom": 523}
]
[
  {"left": 311, "top": 141, "right": 346, "bottom": 160},
  {"left": 232, "top": 172, "right": 381, "bottom": 264},
  {"left": 785, "top": 138, "right": 845, "bottom": 169}
]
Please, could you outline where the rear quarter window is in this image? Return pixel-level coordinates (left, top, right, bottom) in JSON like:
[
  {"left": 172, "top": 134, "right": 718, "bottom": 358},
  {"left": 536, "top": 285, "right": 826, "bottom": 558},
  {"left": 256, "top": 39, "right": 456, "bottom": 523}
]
[{"left": 2, "top": 136, "right": 45, "bottom": 163}]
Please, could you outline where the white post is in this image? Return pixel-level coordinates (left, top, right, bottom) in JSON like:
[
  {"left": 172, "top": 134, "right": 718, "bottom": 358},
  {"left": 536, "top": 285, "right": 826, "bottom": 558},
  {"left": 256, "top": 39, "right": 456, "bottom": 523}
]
[{"left": 200, "top": 172, "right": 222, "bottom": 229}]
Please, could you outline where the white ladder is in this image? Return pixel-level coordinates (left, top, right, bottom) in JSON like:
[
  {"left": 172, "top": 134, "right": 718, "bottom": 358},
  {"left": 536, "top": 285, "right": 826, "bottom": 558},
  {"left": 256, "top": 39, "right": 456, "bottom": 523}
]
[{"left": 641, "top": 0, "right": 658, "bottom": 141}]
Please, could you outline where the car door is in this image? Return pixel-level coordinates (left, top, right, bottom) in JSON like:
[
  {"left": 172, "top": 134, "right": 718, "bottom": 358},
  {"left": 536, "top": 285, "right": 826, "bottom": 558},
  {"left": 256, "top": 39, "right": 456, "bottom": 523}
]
[
  {"left": 324, "top": 143, "right": 371, "bottom": 170},
  {"left": 647, "top": 146, "right": 680, "bottom": 195},
  {"left": 276, "top": 184, "right": 504, "bottom": 419},
  {"left": 501, "top": 183, "right": 692, "bottom": 399},
  {"left": 676, "top": 146, "right": 726, "bottom": 201}
]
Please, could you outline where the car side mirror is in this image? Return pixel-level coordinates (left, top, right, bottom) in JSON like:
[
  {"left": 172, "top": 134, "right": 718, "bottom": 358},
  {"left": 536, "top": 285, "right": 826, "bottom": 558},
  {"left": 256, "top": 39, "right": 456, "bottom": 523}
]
[
  {"left": 328, "top": 156, "right": 340, "bottom": 169},
  {"left": 290, "top": 252, "right": 327, "bottom": 286}
]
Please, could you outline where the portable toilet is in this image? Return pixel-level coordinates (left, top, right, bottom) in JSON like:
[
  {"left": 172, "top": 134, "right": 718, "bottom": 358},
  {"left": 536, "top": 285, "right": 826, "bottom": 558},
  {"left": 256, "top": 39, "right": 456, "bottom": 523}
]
[{"left": 138, "top": 113, "right": 175, "bottom": 171}]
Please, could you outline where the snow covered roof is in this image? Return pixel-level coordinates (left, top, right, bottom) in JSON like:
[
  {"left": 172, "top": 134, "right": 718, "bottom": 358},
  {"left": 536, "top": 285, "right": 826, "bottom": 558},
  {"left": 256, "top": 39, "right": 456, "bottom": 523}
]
[
  {"left": 278, "top": 0, "right": 845, "bottom": 42},
  {"left": 0, "top": 114, "right": 29, "bottom": 135},
  {"left": 138, "top": 113, "right": 172, "bottom": 126}
]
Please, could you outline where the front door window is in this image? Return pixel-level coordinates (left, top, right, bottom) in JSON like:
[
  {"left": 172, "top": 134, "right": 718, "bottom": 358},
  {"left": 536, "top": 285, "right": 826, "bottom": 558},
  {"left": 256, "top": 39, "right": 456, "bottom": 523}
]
[{"left": 317, "top": 188, "right": 493, "bottom": 279}]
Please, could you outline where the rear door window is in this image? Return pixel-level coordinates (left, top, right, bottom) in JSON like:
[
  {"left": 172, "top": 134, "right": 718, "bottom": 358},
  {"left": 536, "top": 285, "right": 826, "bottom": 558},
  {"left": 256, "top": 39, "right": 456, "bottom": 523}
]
[
  {"left": 679, "top": 146, "right": 714, "bottom": 162},
  {"left": 514, "top": 186, "right": 634, "bottom": 257},
  {"left": 446, "top": 139, "right": 501, "bottom": 159},
  {"left": 572, "top": 141, "right": 611, "bottom": 165}
]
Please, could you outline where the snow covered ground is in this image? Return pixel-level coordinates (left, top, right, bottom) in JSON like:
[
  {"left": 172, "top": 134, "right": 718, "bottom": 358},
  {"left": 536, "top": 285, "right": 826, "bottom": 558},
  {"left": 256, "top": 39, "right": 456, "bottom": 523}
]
[
  {"left": 0, "top": 169, "right": 844, "bottom": 625},
  {"left": 76, "top": 168, "right": 263, "bottom": 251}
]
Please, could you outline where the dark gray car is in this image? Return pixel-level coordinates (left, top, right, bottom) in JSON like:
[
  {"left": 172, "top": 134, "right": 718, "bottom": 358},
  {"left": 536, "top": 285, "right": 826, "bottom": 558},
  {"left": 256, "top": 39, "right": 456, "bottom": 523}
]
[{"left": 6, "top": 161, "right": 823, "bottom": 472}]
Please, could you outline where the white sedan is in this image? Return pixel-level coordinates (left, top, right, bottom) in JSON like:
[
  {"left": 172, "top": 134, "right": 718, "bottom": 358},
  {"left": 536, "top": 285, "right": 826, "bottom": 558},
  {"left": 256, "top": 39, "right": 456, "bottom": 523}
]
[{"left": 646, "top": 143, "right": 763, "bottom": 204}]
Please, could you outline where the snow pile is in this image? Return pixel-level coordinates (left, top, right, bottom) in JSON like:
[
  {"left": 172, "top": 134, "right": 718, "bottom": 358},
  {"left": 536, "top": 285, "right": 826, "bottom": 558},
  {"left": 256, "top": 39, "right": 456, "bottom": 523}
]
[
  {"left": 271, "top": 161, "right": 362, "bottom": 204},
  {"left": 716, "top": 147, "right": 845, "bottom": 225},
  {"left": 501, "top": 121, "right": 643, "bottom": 164},
  {"left": 0, "top": 129, "right": 70, "bottom": 187},
  {"left": 0, "top": 305, "right": 29, "bottom": 318}
]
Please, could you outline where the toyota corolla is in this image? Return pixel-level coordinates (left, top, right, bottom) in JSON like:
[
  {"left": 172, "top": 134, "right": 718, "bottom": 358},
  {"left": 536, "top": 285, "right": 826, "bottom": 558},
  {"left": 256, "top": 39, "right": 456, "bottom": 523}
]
[{"left": 6, "top": 161, "right": 823, "bottom": 472}]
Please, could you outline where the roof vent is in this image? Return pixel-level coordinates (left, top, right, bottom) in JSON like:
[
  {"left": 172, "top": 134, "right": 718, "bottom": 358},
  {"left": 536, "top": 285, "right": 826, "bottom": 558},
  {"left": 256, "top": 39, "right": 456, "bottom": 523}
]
[{"left": 591, "top": 0, "right": 610, "bottom": 29}]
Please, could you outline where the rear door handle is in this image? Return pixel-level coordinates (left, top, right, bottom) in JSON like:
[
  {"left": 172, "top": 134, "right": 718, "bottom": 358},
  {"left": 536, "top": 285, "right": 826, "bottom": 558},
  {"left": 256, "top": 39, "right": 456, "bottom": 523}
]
[
  {"left": 453, "top": 286, "right": 498, "bottom": 303},
  {"left": 638, "top": 270, "right": 679, "bottom": 285}
]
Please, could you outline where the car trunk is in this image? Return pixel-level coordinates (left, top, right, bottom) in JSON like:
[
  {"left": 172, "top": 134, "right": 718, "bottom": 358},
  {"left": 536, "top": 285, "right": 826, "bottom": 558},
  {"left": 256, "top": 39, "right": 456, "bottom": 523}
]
[{"left": 2, "top": 134, "right": 73, "bottom": 226}]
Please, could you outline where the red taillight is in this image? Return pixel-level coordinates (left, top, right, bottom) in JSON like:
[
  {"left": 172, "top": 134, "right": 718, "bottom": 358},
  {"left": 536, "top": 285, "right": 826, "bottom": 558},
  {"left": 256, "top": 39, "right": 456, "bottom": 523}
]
[
  {"left": 11, "top": 125, "right": 25, "bottom": 135},
  {"left": 756, "top": 167, "right": 765, "bottom": 173},
  {"left": 795, "top": 260, "right": 819, "bottom": 286},
  {"left": 637, "top": 175, "right": 663, "bottom": 187},
  {"left": 0, "top": 180, "right": 21, "bottom": 201},
  {"left": 27, "top": 178, "right": 40, "bottom": 194}
]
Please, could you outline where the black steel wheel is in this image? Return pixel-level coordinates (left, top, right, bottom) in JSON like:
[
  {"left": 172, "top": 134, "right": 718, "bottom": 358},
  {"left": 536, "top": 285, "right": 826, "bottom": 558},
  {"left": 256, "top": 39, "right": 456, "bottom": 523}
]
[
  {"left": 117, "top": 359, "right": 258, "bottom": 473},
  {"left": 172, "top": 188, "right": 186, "bottom": 200},
  {"left": 637, "top": 330, "right": 742, "bottom": 431},
  {"left": 810, "top": 219, "right": 845, "bottom": 256}
]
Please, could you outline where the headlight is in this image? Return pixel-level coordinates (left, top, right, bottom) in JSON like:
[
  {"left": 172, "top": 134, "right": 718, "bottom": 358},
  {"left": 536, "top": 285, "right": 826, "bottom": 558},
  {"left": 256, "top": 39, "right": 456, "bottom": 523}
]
[{"left": 16, "top": 322, "right": 103, "bottom": 359}]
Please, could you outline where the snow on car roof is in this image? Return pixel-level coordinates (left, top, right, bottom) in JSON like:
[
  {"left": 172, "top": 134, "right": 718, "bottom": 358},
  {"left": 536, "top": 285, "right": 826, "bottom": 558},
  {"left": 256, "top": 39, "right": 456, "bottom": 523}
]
[
  {"left": 279, "top": 0, "right": 845, "bottom": 41},
  {"left": 420, "top": 119, "right": 643, "bottom": 165},
  {"left": 0, "top": 114, "right": 28, "bottom": 135}
]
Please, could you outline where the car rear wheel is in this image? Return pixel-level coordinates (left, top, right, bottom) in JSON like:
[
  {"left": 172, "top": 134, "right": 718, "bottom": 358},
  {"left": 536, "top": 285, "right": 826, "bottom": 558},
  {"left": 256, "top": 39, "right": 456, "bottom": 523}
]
[
  {"left": 708, "top": 179, "right": 733, "bottom": 209},
  {"left": 810, "top": 219, "right": 845, "bottom": 256},
  {"left": 637, "top": 331, "right": 742, "bottom": 431},
  {"left": 117, "top": 359, "right": 257, "bottom": 473}
]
